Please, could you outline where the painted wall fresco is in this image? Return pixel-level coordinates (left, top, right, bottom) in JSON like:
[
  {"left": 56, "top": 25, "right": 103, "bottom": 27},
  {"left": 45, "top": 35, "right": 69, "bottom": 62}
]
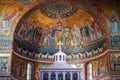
[
  {"left": 110, "top": 52, "right": 120, "bottom": 74},
  {"left": 92, "top": 56, "right": 108, "bottom": 79}
]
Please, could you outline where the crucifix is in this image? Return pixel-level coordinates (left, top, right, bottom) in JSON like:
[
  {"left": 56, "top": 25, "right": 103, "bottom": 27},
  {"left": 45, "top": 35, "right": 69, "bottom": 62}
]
[{"left": 57, "top": 41, "right": 63, "bottom": 50}]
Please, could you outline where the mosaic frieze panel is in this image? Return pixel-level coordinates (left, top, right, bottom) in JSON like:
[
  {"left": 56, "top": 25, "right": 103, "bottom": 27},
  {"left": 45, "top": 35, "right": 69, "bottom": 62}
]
[
  {"left": 92, "top": 56, "right": 108, "bottom": 79},
  {"left": 11, "top": 53, "right": 28, "bottom": 79},
  {"left": 0, "top": 55, "right": 10, "bottom": 75},
  {"left": 110, "top": 52, "right": 120, "bottom": 74}
]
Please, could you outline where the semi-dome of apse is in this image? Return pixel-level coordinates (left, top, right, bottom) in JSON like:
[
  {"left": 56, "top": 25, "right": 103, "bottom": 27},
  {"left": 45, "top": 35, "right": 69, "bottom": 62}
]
[{"left": 13, "top": 0, "right": 107, "bottom": 60}]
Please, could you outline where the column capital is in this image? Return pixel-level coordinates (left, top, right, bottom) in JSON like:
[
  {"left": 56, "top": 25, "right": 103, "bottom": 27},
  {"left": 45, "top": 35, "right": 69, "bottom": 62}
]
[
  {"left": 62, "top": 71, "right": 66, "bottom": 74},
  {"left": 56, "top": 72, "right": 58, "bottom": 74}
]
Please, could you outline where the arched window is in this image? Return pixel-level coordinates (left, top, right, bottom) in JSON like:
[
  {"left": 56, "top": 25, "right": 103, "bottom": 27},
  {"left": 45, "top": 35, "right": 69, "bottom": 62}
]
[
  {"left": 54, "top": 56, "right": 55, "bottom": 60},
  {"left": 58, "top": 73, "right": 63, "bottom": 80},
  {"left": 56, "top": 55, "right": 58, "bottom": 61},
  {"left": 59, "top": 55, "right": 61, "bottom": 61},
  {"left": 43, "top": 72, "right": 48, "bottom": 80},
  {"left": 51, "top": 72, "right": 56, "bottom": 80},
  {"left": 87, "top": 63, "right": 92, "bottom": 80},
  {"left": 63, "top": 56, "right": 65, "bottom": 61},
  {"left": 73, "top": 72, "right": 78, "bottom": 80},
  {"left": 65, "top": 73, "right": 70, "bottom": 80},
  {"left": 27, "top": 63, "right": 32, "bottom": 80}
]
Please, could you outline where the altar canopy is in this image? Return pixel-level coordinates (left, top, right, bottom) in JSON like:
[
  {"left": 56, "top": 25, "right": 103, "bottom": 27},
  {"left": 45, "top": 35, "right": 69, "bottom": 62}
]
[{"left": 39, "top": 41, "right": 82, "bottom": 80}]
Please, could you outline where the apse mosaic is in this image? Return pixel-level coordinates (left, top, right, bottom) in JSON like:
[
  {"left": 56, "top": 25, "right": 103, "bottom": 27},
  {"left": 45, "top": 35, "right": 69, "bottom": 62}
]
[{"left": 14, "top": 0, "right": 106, "bottom": 56}]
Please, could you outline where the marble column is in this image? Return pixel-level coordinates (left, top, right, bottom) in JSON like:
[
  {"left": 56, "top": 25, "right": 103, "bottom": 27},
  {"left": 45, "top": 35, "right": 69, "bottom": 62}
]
[
  {"left": 56, "top": 72, "right": 58, "bottom": 80},
  {"left": 41, "top": 72, "right": 43, "bottom": 80},
  {"left": 70, "top": 72, "right": 73, "bottom": 80},
  {"left": 63, "top": 72, "right": 66, "bottom": 80},
  {"left": 48, "top": 72, "right": 51, "bottom": 80},
  {"left": 77, "top": 72, "right": 80, "bottom": 80}
]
